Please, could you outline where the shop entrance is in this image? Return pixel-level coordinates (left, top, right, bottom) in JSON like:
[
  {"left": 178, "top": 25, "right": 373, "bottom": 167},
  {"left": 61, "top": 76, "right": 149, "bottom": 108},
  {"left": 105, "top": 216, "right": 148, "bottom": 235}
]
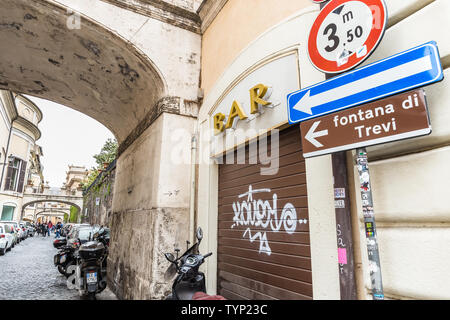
[{"left": 217, "top": 125, "right": 313, "bottom": 300}]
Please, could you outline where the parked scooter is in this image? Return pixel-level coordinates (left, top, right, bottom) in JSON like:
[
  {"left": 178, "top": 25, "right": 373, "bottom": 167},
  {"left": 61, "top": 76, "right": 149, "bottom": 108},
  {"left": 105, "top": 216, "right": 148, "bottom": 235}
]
[
  {"left": 164, "top": 227, "right": 223, "bottom": 300},
  {"left": 74, "top": 227, "right": 109, "bottom": 300},
  {"left": 53, "top": 237, "right": 67, "bottom": 249},
  {"left": 54, "top": 239, "right": 79, "bottom": 276}
]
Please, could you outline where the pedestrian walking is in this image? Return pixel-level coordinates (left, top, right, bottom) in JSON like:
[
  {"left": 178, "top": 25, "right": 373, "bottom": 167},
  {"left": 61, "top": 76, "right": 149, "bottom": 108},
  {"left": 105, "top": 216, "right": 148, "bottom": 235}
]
[
  {"left": 42, "top": 224, "right": 48, "bottom": 237},
  {"left": 46, "top": 221, "right": 52, "bottom": 236},
  {"left": 55, "top": 222, "right": 62, "bottom": 239}
]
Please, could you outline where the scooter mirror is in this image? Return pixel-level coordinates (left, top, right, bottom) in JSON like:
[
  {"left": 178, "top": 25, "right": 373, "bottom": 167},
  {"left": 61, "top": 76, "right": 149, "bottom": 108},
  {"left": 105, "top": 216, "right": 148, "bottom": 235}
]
[
  {"left": 165, "top": 253, "right": 176, "bottom": 263},
  {"left": 196, "top": 227, "right": 203, "bottom": 241}
]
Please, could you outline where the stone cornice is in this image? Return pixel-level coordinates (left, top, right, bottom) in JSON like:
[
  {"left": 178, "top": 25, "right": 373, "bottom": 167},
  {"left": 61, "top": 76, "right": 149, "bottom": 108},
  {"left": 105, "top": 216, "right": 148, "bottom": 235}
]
[
  {"left": 197, "top": 0, "right": 228, "bottom": 33},
  {"left": 0, "top": 90, "right": 18, "bottom": 123},
  {"left": 100, "top": 0, "right": 201, "bottom": 34},
  {"left": 117, "top": 96, "right": 198, "bottom": 156},
  {"left": 14, "top": 94, "right": 43, "bottom": 123},
  {"left": 14, "top": 116, "right": 41, "bottom": 141}
]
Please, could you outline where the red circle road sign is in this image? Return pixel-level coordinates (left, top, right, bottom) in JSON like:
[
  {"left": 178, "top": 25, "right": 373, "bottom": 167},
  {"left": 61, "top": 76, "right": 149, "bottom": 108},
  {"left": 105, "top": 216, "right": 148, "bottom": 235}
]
[{"left": 308, "top": 0, "right": 387, "bottom": 74}]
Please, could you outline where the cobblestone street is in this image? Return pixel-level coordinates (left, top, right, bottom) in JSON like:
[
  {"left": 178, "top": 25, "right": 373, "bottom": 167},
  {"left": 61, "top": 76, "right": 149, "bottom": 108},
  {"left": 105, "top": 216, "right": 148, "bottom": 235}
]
[{"left": 0, "top": 235, "right": 117, "bottom": 300}]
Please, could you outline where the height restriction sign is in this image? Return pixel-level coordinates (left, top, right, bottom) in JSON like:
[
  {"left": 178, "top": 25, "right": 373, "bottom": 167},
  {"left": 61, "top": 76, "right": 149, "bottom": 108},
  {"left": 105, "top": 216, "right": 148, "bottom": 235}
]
[{"left": 308, "top": 0, "right": 387, "bottom": 74}]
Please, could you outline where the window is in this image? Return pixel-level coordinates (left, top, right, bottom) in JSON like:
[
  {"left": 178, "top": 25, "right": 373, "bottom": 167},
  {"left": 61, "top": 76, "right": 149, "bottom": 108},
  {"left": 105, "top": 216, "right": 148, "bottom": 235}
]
[
  {"left": 0, "top": 226, "right": 3, "bottom": 233},
  {"left": 1, "top": 206, "right": 15, "bottom": 221},
  {"left": 78, "top": 228, "right": 94, "bottom": 241},
  {"left": 4, "top": 157, "right": 27, "bottom": 192}
]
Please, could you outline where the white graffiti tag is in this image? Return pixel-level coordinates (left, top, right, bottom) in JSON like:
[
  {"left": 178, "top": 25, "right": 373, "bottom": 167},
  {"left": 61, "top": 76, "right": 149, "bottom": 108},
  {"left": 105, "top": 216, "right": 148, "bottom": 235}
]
[{"left": 231, "top": 185, "right": 308, "bottom": 256}]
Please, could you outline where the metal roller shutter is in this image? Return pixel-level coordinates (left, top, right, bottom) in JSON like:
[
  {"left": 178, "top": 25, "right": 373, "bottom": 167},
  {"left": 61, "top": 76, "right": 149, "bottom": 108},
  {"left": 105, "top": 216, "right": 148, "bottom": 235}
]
[{"left": 217, "top": 124, "right": 312, "bottom": 300}]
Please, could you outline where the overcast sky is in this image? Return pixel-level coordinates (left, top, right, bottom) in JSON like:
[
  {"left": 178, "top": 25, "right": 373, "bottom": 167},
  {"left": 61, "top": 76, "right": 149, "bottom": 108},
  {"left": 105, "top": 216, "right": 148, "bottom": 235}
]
[{"left": 25, "top": 96, "right": 115, "bottom": 188}]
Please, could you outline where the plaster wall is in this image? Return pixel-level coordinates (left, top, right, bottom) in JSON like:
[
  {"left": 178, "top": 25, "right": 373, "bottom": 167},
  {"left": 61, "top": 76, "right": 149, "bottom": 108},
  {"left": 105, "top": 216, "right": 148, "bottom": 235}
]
[
  {"left": 200, "top": 0, "right": 311, "bottom": 97},
  {"left": 347, "top": 0, "right": 450, "bottom": 300},
  {"left": 197, "top": 3, "right": 341, "bottom": 299},
  {"left": 197, "top": 0, "right": 448, "bottom": 300},
  {"left": 0, "top": 97, "right": 10, "bottom": 165},
  {"left": 54, "top": 0, "right": 201, "bottom": 102},
  {"left": 9, "top": 134, "right": 29, "bottom": 162},
  {"left": 109, "top": 112, "right": 196, "bottom": 299}
]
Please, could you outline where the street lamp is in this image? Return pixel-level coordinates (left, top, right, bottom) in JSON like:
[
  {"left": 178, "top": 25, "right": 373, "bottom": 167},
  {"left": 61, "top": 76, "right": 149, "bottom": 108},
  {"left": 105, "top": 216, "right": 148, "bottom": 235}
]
[{"left": 7, "top": 154, "right": 14, "bottom": 165}]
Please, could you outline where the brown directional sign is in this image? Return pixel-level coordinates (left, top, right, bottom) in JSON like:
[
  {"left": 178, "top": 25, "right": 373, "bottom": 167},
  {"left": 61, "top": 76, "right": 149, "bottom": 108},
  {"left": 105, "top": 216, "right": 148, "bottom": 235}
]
[{"left": 300, "top": 89, "right": 431, "bottom": 158}]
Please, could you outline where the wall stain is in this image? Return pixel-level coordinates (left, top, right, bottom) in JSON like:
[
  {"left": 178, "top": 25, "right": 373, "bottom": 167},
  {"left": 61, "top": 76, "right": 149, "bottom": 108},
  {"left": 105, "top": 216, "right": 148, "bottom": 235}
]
[
  {"left": 0, "top": 22, "right": 23, "bottom": 30},
  {"left": 24, "top": 13, "right": 37, "bottom": 20},
  {"left": 80, "top": 39, "right": 101, "bottom": 57},
  {"left": 116, "top": 57, "right": 140, "bottom": 84},
  {"left": 48, "top": 58, "right": 61, "bottom": 66}
]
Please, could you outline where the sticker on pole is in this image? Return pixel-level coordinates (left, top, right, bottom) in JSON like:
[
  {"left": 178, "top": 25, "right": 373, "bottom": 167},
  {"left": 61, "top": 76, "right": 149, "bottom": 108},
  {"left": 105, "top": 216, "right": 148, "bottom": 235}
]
[{"left": 308, "top": 0, "right": 387, "bottom": 74}]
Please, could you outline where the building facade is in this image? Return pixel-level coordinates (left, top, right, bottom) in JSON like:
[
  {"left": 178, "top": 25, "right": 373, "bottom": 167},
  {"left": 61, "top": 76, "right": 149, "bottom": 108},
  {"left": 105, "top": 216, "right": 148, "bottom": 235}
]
[
  {"left": 195, "top": 0, "right": 450, "bottom": 300},
  {"left": 82, "top": 160, "right": 116, "bottom": 227},
  {"left": 1, "top": 0, "right": 448, "bottom": 301},
  {"left": 61, "top": 165, "right": 88, "bottom": 197},
  {"left": 0, "top": 91, "right": 44, "bottom": 223}
]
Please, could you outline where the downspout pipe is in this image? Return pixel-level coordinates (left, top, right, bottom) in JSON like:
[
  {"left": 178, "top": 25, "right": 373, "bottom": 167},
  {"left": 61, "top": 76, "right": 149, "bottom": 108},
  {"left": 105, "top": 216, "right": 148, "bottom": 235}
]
[
  {"left": 0, "top": 124, "right": 13, "bottom": 191},
  {"left": 0, "top": 92, "right": 18, "bottom": 191},
  {"left": 189, "top": 130, "right": 198, "bottom": 244}
]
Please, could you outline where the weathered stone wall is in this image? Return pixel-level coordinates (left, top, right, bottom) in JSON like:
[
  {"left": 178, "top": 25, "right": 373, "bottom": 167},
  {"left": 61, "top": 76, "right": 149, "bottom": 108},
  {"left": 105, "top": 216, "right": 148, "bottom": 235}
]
[
  {"left": 0, "top": 0, "right": 201, "bottom": 300},
  {"left": 82, "top": 161, "right": 116, "bottom": 227},
  {"left": 108, "top": 112, "right": 196, "bottom": 299}
]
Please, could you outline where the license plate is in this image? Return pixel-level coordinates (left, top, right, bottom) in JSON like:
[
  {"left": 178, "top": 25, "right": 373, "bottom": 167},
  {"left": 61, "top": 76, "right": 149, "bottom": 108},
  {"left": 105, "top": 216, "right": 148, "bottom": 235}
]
[{"left": 86, "top": 272, "right": 97, "bottom": 284}]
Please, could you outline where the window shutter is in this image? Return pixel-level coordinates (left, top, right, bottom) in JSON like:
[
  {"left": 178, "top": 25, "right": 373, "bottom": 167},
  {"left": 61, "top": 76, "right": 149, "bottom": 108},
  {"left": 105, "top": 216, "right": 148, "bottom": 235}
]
[
  {"left": 4, "top": 162, "right": 13, "bottom": 191},
  {"left": 17, "top": 160, "right": 27, "bottom": 193}
]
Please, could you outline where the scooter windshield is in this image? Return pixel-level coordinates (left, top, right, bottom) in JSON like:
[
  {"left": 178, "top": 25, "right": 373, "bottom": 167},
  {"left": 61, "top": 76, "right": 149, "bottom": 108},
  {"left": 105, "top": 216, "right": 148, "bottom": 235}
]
[{"left": 163, "top": 242, "right": 200, "bottom": 280}]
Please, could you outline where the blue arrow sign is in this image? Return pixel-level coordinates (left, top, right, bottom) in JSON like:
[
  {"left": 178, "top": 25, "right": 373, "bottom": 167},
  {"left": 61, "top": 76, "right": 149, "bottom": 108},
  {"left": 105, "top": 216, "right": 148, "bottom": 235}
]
[{"left": 287, "top": 41, "right": 444, "bottom": 124}]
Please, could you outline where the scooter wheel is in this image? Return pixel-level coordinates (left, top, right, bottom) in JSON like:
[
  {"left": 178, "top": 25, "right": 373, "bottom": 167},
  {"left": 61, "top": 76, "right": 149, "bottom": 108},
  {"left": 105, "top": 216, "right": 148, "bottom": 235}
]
[
  {"left": 65, "top": 262, "right": 76, "bottom": 279},
  {"left": 57, "top": 265, "right": 66, "bottom": 275}
]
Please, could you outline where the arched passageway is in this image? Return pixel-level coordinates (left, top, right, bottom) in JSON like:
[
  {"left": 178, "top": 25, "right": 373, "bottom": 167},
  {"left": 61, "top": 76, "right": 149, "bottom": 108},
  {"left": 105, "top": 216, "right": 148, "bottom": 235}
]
[
  {"left": 0, "top": 0, "right": 166, "bottom": 145},
  {"left": 0, "top": 0, "right": 200, "bottom": 299},
  {"left": 22, "top": 200, "right": 81, "bottom": 214}
]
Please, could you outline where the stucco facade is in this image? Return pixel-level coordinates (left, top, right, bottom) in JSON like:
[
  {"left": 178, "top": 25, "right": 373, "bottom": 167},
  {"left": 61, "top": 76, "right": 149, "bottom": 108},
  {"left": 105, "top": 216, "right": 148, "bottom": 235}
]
[
  {"left": 197, "top": 0, "right": 450, "bottom": 300},
  {"left": 0, "top": 92, "right": 44, "bottom": 223},
  {"left": 1, "top": 0, "right": 447, "bottom": 300}
]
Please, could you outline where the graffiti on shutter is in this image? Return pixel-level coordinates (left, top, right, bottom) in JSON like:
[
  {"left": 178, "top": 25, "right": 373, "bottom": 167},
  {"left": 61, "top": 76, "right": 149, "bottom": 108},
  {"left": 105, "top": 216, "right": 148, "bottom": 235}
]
[{"left": 231, "top": 185, "right": 308, "bottom": 256}]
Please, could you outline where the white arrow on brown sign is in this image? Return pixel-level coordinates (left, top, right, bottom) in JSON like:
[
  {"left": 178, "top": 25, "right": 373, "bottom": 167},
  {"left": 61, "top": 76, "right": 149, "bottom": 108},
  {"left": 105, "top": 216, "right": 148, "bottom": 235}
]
[{"left": 300, "top": 89, "right": 432, "bottom": 158}]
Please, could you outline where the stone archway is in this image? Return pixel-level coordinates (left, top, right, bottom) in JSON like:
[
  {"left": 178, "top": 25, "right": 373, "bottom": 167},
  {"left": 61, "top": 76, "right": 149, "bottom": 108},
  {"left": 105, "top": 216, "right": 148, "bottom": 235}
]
[
  {"left": 22, "top": 199, "right": 81, "bottom": 223},
  {"left": 22, "top": 200, "right": 81, "bottom": 214},
  {"left": 0, "top": 0, "right": 166, "bottom": 145},
  {"left": 0, "top": 0, "right": 200, "bottom": 299},
  {"left": 35, "top": 210, "right": 67, "bottom": 223}
]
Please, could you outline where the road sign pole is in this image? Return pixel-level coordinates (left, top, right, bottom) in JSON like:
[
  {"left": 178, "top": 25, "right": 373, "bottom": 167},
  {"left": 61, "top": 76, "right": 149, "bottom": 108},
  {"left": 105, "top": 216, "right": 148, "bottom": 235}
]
[
  {"left": 320, "top": 0, "right": 357, "bottom": 300},
  {"left": 355, "top": 147, "right": 384, "bottom": 300}
]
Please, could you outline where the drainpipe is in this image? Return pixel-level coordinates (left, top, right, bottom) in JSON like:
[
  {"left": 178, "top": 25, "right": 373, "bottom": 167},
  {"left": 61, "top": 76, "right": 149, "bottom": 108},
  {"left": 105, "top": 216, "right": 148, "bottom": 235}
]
[
  {"left": 189, "top": 130, "right": 198, "bottom": 244},
  {"left": 0, "top": 93, "right": 18, "bottom": 191},
  {"left": 0, "top": 124, "right": 13, "bottom": 191}
]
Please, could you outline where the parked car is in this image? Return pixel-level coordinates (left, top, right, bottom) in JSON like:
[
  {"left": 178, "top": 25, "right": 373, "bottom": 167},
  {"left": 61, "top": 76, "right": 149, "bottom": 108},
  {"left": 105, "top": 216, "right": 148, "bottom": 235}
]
[
  {"left": 61, "top": 223, "right": 87, "bottom": 237},
  {"left": 19, "top": 222, "right": 29, "bottom": 239},
  {"left": 21, "top": 221, "right": 34, "bottom": 237},
  {"left": 0, "top": 223, "right": 14, "bottom": 255},
  {"left": 28, "top": 223, "right": 36, "bottom": 237},
  {"left": 2, "top": 221, "right": 20, "bottom": 245},
  {"left": 67, "top": 225, "right": 97, "bottom": 244}
]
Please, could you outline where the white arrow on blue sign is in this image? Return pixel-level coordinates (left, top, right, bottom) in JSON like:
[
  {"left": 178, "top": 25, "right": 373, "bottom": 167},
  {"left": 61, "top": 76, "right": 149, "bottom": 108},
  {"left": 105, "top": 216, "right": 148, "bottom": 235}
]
[{"left": 287, "top": 41, "right": 444, "bottom": 124}]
